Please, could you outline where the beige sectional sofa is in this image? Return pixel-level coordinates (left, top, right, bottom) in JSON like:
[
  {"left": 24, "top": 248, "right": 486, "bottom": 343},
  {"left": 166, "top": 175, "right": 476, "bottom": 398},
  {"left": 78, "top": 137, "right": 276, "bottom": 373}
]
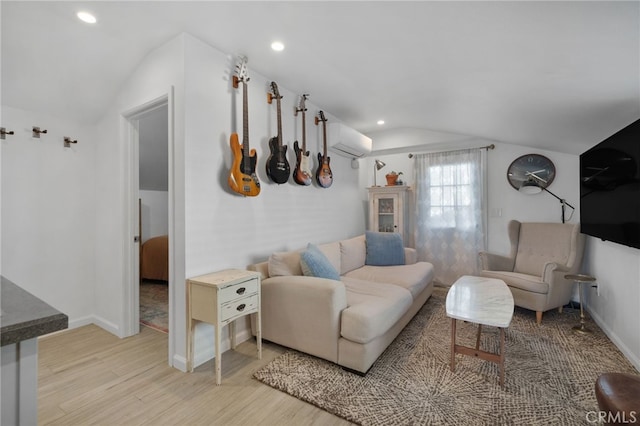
[{"left": 248, "top": 234, "right": 435, "bottom": 373}]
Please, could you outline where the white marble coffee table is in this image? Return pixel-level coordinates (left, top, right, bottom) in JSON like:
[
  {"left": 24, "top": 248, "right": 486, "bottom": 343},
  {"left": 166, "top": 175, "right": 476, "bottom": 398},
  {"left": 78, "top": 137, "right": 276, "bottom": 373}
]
[{"left": 446, "top": 275, "right": 514, "bottom": 387}]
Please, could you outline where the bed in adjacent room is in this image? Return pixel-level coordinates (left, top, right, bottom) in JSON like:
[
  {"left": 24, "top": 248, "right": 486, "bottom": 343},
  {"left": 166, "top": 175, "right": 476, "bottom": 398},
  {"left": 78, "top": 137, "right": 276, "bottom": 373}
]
[{"left": 141, "top": 235, "right": 169, "bottom": 282}]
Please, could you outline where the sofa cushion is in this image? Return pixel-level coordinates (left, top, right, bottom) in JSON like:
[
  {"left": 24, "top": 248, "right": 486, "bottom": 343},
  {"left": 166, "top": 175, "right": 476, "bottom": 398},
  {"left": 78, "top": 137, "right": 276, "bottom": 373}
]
[
  {"left": 365, "top": 231, "right": 405, "bottom": 266},
  {"left": 480, "top": 270, "right": 549, "bottom": 295},
  {"left": 268, "top": 250, "right": 302, "bottom": 277},
  {"left": 317, "top": 241, "right": 342, "bottom": 274},
  {"left": 341, "top": 277, "right": 412, "bottom": 344},
  {"left": 301, "top": 244, "right": 340, "bottom": 281},
  {"left": 340, "top": 235, "right": 366, "bottom": 275},
  {"left": 344, "top": 262, "right": 434, "bottom": 299}
]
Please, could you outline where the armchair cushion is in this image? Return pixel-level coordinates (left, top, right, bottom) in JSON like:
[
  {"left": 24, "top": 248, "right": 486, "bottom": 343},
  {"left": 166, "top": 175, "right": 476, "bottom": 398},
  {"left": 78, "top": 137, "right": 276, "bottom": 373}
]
[{"left": 480, "top": 270, "right": 548, "bottom": 294}]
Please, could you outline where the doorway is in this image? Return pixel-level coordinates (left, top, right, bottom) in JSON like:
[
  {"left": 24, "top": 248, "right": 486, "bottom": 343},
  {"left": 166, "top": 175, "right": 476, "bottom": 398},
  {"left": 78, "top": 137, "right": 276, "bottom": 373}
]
[
  {"left": 138, "top": 104, "right": 170, "bottom": 333},
  {"left": 122, "top": 92, "right": 175, "bottom": 366}
]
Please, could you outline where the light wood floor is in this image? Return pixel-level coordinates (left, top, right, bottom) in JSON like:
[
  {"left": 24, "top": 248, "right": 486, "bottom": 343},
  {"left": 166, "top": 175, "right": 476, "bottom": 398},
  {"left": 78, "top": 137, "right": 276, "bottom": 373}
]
[{"left": 38, "top": 325, "right": 353, "bottom": 425}]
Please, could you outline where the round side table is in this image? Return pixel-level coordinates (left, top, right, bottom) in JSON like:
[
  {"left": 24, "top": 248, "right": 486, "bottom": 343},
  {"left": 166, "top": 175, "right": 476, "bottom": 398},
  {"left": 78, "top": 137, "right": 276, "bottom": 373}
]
[{"left": 565, "top": 274, "right": 596, "bottom": 334}]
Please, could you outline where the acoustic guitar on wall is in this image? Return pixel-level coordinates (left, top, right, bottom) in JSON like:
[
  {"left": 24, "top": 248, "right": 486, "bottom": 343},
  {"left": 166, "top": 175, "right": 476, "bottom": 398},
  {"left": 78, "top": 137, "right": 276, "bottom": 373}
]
[
  {"left": 293, "top": 94, "right": 312, "bottom": 186},
  {"left": 228, "top": 57, "right": 260, "bottom": 197},
  {"left": 315, "top": 110, "right": 333, "bottom": 188},
  {"left": 266, "top": 81, "right": 290, "bottom": 184}
]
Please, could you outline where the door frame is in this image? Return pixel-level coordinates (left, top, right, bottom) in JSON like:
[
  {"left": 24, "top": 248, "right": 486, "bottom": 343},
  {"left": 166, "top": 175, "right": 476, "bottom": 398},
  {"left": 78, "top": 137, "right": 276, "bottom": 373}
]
[{"left": 121, "top": 89, "right": 175, "bottom": 365}]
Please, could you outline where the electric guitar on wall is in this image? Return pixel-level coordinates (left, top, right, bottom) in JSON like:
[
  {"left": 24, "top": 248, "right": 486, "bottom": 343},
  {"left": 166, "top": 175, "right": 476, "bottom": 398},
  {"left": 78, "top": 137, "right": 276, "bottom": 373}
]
[
  {"left": 228, "top": 57, "right": 260, "bottom": 197},
  {"left": 265, "top": 81, "right": 290, "bottom": 184},
  {"left": 315, "top": 110, "right": 333, "bottom": 188},
  {"left": 293, "top": 94, "right": 312, "bottom": 186}
]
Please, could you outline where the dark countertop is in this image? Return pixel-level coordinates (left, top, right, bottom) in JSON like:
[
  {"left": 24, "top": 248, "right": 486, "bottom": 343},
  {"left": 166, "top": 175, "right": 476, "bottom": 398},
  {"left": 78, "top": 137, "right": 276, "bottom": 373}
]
[{"left": 1, "top": 276, "right": 68, "bottom": 346}]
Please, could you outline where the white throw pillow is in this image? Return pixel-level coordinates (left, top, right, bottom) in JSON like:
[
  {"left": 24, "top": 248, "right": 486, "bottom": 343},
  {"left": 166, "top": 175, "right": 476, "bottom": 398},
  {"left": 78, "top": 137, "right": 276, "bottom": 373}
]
[
  {"left": 340, "top": 235, "right": 366, "bottom": 275},
  {"left": 317, "top": 242, "right": 341, "bottom": 274},
  {"left": 268, "top": 251, "right": 302, "bottom": 277}
]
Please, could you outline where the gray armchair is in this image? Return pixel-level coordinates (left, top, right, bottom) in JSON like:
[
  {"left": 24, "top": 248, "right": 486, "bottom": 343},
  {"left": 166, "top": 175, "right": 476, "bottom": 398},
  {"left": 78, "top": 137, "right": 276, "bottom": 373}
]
[{"left": 479, "top": 220, "right": 585, "bottom": 324}]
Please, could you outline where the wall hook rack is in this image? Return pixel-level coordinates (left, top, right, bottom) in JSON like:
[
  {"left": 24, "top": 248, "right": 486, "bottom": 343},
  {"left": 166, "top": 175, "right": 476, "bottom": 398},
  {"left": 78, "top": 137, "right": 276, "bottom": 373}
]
[
  {"left": 63, "top": 137, "right": 78, "bottom": 148},
  {"left": 0, "top": 127, "right": 14, "bottom": 140},
  {"left": 32, "top": 126, "right": 48, "bottom": 138}
]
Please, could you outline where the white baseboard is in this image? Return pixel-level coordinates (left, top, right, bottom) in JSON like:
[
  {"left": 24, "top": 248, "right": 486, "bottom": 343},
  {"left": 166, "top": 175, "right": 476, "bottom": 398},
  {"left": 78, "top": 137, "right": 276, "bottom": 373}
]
[
  {"left": 90, "top": 315, "right": 121, "bottom": 337},
  {"left": 67, "top": 315, "right": 94, "bottom": 330},
  {"left": 588, "top": 307, "right": 640, "bottom": 371},
  {"left": 172, "top": 354, "right": 188, "bottom": 372},
  {"left": 39, "top": 315, "right": 120, "bottom": 340}
]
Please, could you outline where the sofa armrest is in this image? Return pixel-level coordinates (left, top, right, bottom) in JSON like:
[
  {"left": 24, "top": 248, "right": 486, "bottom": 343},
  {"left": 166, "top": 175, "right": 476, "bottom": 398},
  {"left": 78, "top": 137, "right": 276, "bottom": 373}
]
[
  {"left": 248, "top": 261, "right": 269, "bottom": 279},
  {"left": 259, "top": 275, "right": 347, "bottom": 363},
  {"left": 478, "top": 251, "right": 515, "bottom": 271},
  {"left": 404, "top": 247, "right": 417, "bottom": 264}
]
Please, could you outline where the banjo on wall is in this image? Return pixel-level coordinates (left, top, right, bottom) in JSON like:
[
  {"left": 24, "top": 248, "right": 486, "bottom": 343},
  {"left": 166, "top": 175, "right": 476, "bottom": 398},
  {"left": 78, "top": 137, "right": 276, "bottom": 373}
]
[{"left": 507, "top": 154, "right": 556, "bottom": 191}]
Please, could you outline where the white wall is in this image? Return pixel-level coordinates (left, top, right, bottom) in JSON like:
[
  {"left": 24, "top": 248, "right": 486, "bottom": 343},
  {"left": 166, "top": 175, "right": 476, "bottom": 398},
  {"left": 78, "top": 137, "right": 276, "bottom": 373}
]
[
  {"left": 1, "top": 106, "right": 95, "bottom": 327},
  {"left": 93, "top": 32, "right": 186, "bottom": 347},
  {"left": 584, "top": 239, "right": 640, "bottom": 369},
  {"left": 139, "top": 190, "right": 168, "bottom": 243},
  {"left": 182, "top": 35, "right": 365, "bottom": 368}
]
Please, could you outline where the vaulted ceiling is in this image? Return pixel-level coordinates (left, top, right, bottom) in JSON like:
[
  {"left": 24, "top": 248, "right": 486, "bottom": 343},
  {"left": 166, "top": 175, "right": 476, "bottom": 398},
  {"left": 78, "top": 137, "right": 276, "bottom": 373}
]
[{"left": 2, "top": 1, "right": 638, "bottom": 155}]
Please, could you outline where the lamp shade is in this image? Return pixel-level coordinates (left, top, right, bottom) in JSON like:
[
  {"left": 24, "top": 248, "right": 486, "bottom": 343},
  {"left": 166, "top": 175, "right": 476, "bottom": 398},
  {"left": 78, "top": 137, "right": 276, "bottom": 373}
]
[
  {"left": 519, "top": 179, "right": 542, "bottom": 194},
  {"left": 375, "top": 159, "right": 386, "bottom": 171}
]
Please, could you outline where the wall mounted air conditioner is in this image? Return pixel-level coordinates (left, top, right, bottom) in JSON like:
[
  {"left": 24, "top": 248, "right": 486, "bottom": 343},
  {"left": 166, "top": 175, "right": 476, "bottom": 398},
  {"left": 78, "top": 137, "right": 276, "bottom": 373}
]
[{"left": 328, "top": 123, "right": 372, "bottom": 158}]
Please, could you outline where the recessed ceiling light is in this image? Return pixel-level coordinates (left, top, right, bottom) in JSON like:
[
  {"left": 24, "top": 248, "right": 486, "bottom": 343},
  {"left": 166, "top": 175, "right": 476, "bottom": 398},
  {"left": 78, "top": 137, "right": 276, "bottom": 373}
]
[
  {"left": 77, "top": 11, "right": 97, "bottom": 24},
  {"left": 377, "top": 120, "right": 385, "bottom": 125},
  {"left": 271, "top": 41, "right": 285, "bottom": 52}
]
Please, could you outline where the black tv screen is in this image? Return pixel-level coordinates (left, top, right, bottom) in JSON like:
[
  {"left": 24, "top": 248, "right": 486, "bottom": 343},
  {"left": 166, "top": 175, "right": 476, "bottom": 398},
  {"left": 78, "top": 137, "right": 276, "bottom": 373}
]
[{"left": 580, "top": 118, "right": 640, "bottom": 249}]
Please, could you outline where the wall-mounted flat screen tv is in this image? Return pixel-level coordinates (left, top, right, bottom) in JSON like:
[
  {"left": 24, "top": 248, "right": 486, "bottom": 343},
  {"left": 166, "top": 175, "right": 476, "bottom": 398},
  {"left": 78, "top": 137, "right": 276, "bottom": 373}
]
[{"left": 580, "top": 118, "right": 640, "bottom": 249}]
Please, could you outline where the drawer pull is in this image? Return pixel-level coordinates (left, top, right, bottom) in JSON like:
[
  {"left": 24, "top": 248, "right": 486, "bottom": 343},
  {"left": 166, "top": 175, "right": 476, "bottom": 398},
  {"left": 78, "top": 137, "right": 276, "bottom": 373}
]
[
  {"left": 236, "top": 287, "right": 246, "bottom": 295},
  {"left": 236, "top": 304, "right": 246, "bottom": 312}
]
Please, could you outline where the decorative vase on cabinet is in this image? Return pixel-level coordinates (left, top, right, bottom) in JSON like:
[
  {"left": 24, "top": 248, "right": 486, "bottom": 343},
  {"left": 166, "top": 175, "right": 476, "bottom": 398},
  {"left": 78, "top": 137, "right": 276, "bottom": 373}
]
[{"left": 368, "top": 186, "right": 412, "bottom": 246}]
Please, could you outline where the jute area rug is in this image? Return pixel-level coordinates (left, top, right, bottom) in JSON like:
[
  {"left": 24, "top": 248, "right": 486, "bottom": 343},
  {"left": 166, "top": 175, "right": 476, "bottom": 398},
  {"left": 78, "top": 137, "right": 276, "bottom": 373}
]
[{"left": 254, "top": 287, "right": 637, "bottom": 425}]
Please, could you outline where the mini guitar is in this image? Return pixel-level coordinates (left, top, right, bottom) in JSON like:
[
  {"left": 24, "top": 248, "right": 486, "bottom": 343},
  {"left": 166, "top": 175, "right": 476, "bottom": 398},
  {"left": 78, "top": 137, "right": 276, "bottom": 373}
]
[
  {"left": 228, "top": 57, "right": 260, "bottom": 197},
  {"left": 315, "top": 111, "right": 333, "bottom": 188},
  {"left": 293, "top": 94, "right": 312, "bottom": 186},
  {"left": 266, "top": 82, "right": 290, "bottom": 184}
]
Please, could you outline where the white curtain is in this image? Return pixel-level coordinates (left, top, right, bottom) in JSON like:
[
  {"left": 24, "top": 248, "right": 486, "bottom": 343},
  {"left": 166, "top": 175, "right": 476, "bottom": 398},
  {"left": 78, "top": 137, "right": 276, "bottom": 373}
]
[{"left": 414, "top": 148, "right": 487, "bottom": 286}]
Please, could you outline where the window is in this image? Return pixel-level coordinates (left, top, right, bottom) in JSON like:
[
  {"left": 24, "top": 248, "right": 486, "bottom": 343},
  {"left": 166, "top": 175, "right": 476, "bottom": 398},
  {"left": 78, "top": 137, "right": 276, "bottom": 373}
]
[
  {"left": 414, "top": 148, "right": 486, "bottom": 285},
  {"left": 427, "top": 162, "right": 475, "bottom": 229}
]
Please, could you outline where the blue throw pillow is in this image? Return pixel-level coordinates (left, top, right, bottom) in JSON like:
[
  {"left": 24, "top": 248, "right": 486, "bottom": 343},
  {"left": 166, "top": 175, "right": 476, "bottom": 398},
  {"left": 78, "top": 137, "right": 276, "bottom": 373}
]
[
  {"left": 300, "top": 243, "right": 340, "bottom": 280},
  {"left": 365, "top": 231, "right": 405, "bottom": 266}
]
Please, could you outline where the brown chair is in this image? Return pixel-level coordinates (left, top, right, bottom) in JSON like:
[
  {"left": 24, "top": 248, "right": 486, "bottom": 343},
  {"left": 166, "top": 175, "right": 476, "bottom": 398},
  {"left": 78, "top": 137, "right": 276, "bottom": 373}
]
[
  {"left": 595, "top": 373, "right": 640, "bottom": 424},
  {"left": 479, "top": 220, "right": 585, "bottom": 324}
]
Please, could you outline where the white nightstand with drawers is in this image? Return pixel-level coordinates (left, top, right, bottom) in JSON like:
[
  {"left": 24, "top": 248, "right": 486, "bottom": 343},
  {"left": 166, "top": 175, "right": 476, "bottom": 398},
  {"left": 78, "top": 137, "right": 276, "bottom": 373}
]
[{"left": 187, "top": 269, "right": 261, "bottom": 385}]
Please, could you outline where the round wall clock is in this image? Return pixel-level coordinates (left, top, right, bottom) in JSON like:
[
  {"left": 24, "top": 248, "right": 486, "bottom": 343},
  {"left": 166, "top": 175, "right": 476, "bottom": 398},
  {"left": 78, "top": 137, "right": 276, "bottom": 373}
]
[{"left": 507, "top": 154, "right": 556, "bottom": 190}]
